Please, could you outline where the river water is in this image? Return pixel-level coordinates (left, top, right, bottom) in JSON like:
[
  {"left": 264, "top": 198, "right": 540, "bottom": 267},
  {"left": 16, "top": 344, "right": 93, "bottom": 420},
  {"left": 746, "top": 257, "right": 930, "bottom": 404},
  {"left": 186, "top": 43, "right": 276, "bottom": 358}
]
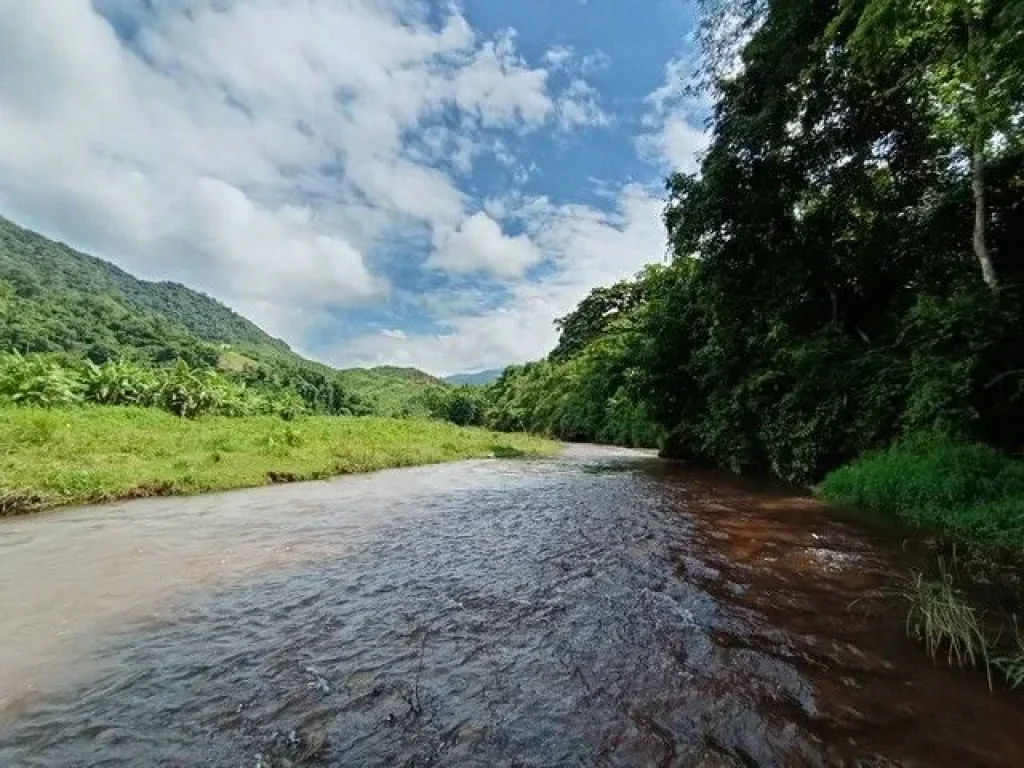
[{"left": 0, "top": 445, "right": 1020, "bottom": 766}]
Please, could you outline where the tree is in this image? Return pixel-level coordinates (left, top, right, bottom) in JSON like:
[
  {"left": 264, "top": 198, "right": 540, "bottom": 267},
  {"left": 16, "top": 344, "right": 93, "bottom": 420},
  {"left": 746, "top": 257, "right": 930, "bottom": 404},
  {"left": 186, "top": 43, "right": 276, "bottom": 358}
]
[
  {"left": 550, "top": 276, "right": 650, "bottom": 362},
  {"left": 843, "top": 0, "right": 1024, "bottom": 290}
]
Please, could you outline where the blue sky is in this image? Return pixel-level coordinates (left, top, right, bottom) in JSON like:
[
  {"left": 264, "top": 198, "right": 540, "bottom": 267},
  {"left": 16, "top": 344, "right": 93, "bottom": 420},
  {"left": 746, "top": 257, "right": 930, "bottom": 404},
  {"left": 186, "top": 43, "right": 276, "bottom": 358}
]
[{"left": 0, "top": 0, "right": 706, "bottom": 375}]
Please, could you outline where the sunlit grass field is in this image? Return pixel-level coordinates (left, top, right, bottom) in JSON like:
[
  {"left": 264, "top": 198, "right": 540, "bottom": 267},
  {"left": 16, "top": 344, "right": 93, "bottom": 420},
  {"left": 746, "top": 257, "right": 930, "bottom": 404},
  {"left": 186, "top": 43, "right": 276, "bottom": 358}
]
[{"left": 0, "top": 406, "right": 558, "bottom": 514}]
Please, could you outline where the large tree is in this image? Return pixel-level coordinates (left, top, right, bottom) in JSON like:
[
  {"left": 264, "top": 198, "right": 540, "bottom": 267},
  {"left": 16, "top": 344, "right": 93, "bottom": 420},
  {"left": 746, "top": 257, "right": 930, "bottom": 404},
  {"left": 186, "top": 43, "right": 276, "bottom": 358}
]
[{"left": 842, "top": 0, "right": 1024, "bottom": 290}]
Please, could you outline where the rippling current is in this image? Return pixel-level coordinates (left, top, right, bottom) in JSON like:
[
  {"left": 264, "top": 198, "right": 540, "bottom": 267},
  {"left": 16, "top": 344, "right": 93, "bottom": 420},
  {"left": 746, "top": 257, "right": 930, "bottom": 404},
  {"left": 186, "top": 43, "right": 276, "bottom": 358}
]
[{"left": 1, "top": 445, "right": 1021, "bottom": 766}]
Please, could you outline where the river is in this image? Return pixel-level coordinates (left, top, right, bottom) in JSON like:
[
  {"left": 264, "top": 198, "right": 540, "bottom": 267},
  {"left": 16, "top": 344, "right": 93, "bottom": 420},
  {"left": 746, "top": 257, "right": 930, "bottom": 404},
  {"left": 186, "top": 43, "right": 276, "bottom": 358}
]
[{"left": 0, "top": 445, "right": 1020, "bottom": 766}]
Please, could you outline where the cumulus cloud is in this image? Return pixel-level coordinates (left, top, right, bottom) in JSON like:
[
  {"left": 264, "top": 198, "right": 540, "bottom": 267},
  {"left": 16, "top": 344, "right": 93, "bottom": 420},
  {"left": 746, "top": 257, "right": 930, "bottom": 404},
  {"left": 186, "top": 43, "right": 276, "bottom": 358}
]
[
  {"left": 337, "top": 184, "right": 666, "bottom": 375},
  {"left": 544, "top": 45, "right": 576, "bottom": 69},
  {"left": 557, "top": 79, "right": 611, "bottom": 130},
  {"left": 429, "top": 212, "right": 543, "bottom": 278},
  {"left": 0, "top": 0, "right": 672, "bottom": 373},
  {"left": 453, "top": 31, "right": 554, "bottom": 128},
  {"left": 638, "top": 57, "right": 710, "bottom": 173},
  {"left": 0, "top": 0, "right": 578, "bottom": 338}
]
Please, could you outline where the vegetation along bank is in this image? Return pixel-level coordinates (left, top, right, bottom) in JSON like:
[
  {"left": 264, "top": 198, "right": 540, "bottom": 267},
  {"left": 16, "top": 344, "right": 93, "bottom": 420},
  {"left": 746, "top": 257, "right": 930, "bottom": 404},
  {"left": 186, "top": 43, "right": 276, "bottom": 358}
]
[
  {"left": 477, "top": 0, "right": 1024, "bottom": 686},
  {"left": 0, "top": 216, "right": 554, "bottom": 514}
]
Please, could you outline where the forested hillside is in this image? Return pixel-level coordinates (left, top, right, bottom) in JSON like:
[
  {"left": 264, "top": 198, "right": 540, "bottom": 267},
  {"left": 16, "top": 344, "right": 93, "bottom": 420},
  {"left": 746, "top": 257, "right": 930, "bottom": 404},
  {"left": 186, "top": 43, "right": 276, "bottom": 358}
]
[
  {"left": 336, "top": 367, "right": 448, "bottom": 418},
  {"left": 445, "top": 369, "right": 504, "bottom": 386},
  {"left": 0, "top": 216, "right": 450, "bottom": 417},
  {"left": 0, "top": 216, "right": 291, "bottom": 365},
  {"left": 485, "top": 0, "right": 1024, "bottom": 484}
]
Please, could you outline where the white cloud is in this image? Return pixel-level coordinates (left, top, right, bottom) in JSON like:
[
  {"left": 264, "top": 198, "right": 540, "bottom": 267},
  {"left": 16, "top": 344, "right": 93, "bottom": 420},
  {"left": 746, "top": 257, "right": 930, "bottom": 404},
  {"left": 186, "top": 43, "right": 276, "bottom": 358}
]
[
  {"left": 639, "top": 115, "right": 709, "bottom": 173},
  {"left": 452, "top": 31, "right": 553, "bottom": 128},
  {"left": 429, "top": 211, "right": 543, "bottom": 278},
  {"left": 557, "top": 79, "right": 611, "bottom": 130},
  {"left": 337, "top": 184, "right": 666, "bottom": 375},
  {"left": 544, "top": 45, "right": 575, "bottom": 69},
  {"left": 542, "top": 44, "right": 610, "bottom": 75},
  {"left": 638, "top": 57, "right": 710, "bottom": 173},
  {"left": 0, "top": 0, "right": 686, "bottom": 376},
  {"left": 0, "top": 0, "right": 563, "bottom": 340}
]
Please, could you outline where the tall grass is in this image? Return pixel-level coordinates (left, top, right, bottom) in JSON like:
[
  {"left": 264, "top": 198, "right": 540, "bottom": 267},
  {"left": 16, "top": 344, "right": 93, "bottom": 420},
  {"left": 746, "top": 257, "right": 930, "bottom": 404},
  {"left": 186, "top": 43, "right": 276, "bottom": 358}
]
[
  {"left": 821, "top": 433, "right": 1024, "bottom": 687},
  {"left": 0, "top": 406, "right": 559, "bottom": 514},
  {"left": 819, "top": 432, "right": 1024, "bottom": 549},
  {"left": 904, "top": 558, "right": 989, "bottom": 676}
]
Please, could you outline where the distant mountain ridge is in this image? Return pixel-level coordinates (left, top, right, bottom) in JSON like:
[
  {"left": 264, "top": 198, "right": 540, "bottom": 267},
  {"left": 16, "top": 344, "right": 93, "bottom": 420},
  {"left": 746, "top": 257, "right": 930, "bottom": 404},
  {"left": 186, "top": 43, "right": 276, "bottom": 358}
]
[{"left": 445, "top": 368, "right": 505, "bottom": 386}]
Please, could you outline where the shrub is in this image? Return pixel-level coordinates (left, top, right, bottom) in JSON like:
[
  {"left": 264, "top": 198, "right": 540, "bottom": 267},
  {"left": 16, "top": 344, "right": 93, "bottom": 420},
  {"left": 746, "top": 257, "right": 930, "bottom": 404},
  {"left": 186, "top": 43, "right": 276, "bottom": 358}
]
[
  {"left": 819, "top": 432, "right": 1024, "bottom": 548},
  {"left": 81, "top": 360, "right": 159, "bottom": 406},
  {"left": 0, "top": 352, "right": 83, "bottom": 407}
]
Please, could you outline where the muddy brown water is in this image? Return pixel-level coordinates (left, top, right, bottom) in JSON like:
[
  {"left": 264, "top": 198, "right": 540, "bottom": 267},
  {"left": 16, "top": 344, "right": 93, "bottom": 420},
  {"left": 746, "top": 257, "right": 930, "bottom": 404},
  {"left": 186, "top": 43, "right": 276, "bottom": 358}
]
[{"left": 0, "top": 445, "right": 1021, "bottom": 766}]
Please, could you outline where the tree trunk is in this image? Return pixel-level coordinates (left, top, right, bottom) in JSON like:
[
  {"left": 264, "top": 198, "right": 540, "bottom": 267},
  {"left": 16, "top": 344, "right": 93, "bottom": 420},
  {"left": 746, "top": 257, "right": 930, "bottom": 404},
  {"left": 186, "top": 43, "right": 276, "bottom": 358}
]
[
  {"left": 967, "top": 16, "right": 997, "bottom": 292},
  {"left": 972, "top": 138, "right": 998, "bottom": 291}
]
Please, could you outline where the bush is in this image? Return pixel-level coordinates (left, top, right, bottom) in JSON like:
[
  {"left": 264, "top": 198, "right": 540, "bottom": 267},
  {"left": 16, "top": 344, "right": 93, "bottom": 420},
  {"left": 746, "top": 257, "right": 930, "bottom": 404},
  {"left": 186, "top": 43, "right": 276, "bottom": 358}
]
[
  {"left": 0, "top": 352, "right": 83, "bottom": 407},
  {"left": 81, "top": 360, "right": 159, "bottom": 406},
  {"left": 0, "top": 353, "right": 310, "bottom": 420},
  {"left": 819, "top": 432, "right": 1024, "bottom": 548}
]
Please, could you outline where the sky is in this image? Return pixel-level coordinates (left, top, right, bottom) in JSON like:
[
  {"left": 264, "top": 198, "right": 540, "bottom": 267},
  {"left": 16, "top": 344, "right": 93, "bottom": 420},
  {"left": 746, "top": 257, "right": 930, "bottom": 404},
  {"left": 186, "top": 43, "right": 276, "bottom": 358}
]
[{"left": 0, "top": 0, "right": 707, "bottom": 376}]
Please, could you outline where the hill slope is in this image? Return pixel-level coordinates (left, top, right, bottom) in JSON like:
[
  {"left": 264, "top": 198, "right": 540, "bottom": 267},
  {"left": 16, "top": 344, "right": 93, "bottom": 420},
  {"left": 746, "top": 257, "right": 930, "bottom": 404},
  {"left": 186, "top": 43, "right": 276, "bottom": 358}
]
[
  {"left": 0, "top": 216, "right": 290, "bottom": 364},
  {"left": 0, "top": 215, "right": 449, "bottom": 416},
  {"left": 445, "top": 368, "right": 504, "bottom": 386},
  {"left": 336, "top": 367, "right": 447, "bottom": 417}
]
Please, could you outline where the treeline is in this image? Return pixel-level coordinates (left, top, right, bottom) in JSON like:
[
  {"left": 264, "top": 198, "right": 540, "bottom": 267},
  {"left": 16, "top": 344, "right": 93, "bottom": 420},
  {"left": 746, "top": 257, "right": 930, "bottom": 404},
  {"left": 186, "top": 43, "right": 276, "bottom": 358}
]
[
  {"left": 484, "top": 0, "right": 1024, "bottom": 483},
  {"left": 483, "top": 275, "right": 660, "bottom": 447},
  {"left": 0, "top": 351, "right": 503, "bottom": 428},
  {"left": 0, "top": 216, "right": 480, "bottom": 424}
]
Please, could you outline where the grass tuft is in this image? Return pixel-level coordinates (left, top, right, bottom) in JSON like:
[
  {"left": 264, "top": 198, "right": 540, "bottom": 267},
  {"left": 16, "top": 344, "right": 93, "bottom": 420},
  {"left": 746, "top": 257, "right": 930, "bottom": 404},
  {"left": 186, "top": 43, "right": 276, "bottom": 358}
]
[
  {"left": 903, "top": 557, "right": 988, "bottom": 676},
  {"left": 992, "top": 619, "right": 1024, "bottom": 690}
]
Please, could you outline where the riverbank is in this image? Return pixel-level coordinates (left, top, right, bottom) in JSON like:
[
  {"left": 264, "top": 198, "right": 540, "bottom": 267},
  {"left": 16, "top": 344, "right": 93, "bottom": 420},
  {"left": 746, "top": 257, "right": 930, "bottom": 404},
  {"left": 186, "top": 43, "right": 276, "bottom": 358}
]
[
  {"left": 818, "top": 432, "right": 1024, "bottom": 551},
  {"left": 818, "top": 433, "right": 1024, "bottom": 688},
  {"left": 0, "top": 406, "right": 559, "bottom": 514}
]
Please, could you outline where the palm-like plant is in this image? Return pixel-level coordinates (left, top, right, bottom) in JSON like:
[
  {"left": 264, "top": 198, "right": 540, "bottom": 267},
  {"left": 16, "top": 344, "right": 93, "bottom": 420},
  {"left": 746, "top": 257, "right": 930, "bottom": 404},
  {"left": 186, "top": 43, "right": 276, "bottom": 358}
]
[
  {"left": 81, "top": 360, "right": 159, "bottom": 406},
  {"left": 0, "top": 352, "right": 83, "bottom": 407},
  {"left": 156, "top": 360, "right": 221, "bottom": 418}
]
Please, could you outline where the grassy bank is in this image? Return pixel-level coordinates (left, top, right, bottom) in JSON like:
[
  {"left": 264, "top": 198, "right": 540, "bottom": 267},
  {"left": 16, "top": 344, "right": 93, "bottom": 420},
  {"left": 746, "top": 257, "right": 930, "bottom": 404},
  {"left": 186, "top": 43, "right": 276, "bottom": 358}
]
[
  {"left": 818, "top": 432, "right": 1024, "bottom": 550},
  {"left": 819, "top": 433, "right": 1024, "bottom": 688},
  {"left": 0, "top": 406, "right": 559, "bottom": 514}
]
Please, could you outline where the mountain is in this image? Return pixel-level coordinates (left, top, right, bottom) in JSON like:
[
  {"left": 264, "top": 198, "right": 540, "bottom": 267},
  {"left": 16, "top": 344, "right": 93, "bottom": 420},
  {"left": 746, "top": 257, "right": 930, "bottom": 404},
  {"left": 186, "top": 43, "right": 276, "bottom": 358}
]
[
  {"left": 445, "top": 368, "right": 505, "bottom": 386},
  {"left": 0, "top": 215, "right": 451, "bottom": 416},
  {"left": 0, "top": 215, "right": 292, "bottom": 366}
]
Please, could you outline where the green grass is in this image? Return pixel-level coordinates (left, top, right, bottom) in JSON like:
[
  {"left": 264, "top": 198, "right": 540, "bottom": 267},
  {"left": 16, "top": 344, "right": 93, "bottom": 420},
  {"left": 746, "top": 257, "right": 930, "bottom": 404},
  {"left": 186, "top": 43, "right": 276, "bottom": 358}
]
[
  {"left": 904, "top": 560, "right": 989, "bottom": 673},
  {"left": 335, "top": 367, "right": 446, "bottom": 418},
  {"left": 0, "top": 406, "right": 559, "bottom": 513},
  {"left": 818, "top": 432, "right": 1024, "bottom": 549}
]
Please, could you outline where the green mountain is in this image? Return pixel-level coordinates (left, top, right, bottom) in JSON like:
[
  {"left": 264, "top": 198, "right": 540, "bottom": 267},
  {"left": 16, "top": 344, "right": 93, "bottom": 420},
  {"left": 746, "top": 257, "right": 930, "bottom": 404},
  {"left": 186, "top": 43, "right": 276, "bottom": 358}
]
[
  {"left": 336, "top": 366, "right": 447, "bottom": 418},
  {"left": 0, "top": 215, "right": 446, "bottom": 416},
  {"left": 0, "top": 216, "right": 290, "bottom": 365}
]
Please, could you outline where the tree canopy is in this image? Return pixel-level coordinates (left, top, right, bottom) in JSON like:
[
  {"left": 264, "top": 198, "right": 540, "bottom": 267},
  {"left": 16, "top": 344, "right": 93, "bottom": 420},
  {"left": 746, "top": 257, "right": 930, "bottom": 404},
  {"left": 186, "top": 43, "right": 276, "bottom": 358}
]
[{"left": 484, "top": 0, "right": 1024, "bottom": 483}]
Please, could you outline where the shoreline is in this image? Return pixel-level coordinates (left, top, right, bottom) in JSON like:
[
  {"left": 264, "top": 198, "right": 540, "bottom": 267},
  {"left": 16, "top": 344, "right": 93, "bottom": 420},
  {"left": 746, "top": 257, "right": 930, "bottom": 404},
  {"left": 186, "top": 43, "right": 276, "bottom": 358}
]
[{"left": 0, "top": 406, "right": 560, "bottom": 516}]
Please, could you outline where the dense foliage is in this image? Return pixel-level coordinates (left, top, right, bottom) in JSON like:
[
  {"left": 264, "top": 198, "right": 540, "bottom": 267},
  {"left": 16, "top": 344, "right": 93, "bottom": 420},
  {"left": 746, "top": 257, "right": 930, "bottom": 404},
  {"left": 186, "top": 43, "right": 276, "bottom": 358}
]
[
  {"left": 0, "top": 216, "right": 288, "bottom": 360},
  {"left": 820, "top": 432, "right": 1024, "bottom": 547},
  {"left": 487, "top": 0, "right": 1024, "bottom": 486},
  {"left": 0, "top": 354, "right": 309, "bottom": 419},
  {"left": 484, "top": 288, "right": 660, "bottom": 447}
]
